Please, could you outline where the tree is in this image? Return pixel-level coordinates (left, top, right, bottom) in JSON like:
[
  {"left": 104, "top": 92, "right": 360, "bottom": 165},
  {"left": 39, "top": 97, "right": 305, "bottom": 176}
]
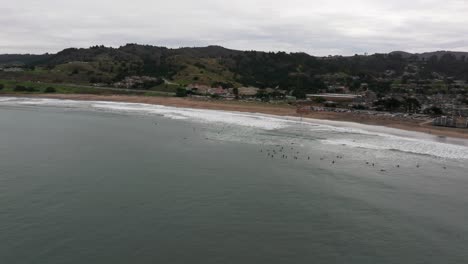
[
  {"left": 14, "top": 85, "right": 37, "bottom": 92},
  {"left": 138, "top": 78, "right": 163, "bottom": 89},
  {"left": 233, "top": 87, "right": 239, "bottom": 99},
  {"left": 292, "top": 89, "right": 306, "bottom": 99},
  {"left": 403, "top": 97, "right": 421, "bottom": 113},
  {"left": 211, "top": 81, "right": 233, "bottom": 88},
  {"left": 0, "top": 84, "right": 4, "bottom": 90},
  {"left": 44, "top": 87, "right": 56, "bottom": 93},
  {"left": 175, "top": 87, "right": 188, "bottom": 97},
  {"left": 255, "top": 89, "right": 270, "bottom": 101},
  {"left": 352, "top": 104, "right": 368, "bottom": 110},
  {"left": 374, "top": 97, "right": 402, "bottom": 112},
  {"left": 423, "top": 106, "right": 443, "bottom": 116},
  {"left": 313, "top": 96, "right": 326, "bottom": 104},
  {"left": 349, "top": 79, "right": 361, "bottom": 91}
]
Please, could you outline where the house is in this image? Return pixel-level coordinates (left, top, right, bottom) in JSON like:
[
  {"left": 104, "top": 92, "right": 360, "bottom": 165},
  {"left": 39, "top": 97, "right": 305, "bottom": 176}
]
[
  {"left": 114, "top": 76, "right": 161, "bottom": 89},
  {"left": 327, "top": 85, "right": 348, "bottom": 93},
  {"left": 208, "top": 87, "right": 229, "bottom": 97},
  {"left": 187, "top": 84, "right": 211, "bottom": 95},
  {"left": 3, "top": 67, "right": 24, "bottom": 72},
  {"left": 237, "top": 87, "right": 259, "bottom": 97},
  {"left": 433, "top": 116, "right": 468, "bottom": 128}
]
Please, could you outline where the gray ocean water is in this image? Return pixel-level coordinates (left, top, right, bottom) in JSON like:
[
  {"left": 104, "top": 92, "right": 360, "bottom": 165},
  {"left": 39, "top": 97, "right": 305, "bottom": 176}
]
[{"left": 1, "top": 97, "right": 468, "bottom": 264}]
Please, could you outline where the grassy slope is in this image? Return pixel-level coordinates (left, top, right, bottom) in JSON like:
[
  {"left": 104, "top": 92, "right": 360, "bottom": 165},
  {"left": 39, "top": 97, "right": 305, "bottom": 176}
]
[
  {"left": 150, "top": 83, "right": 180, "bottom": 93},
  {"left": 0, "top": 79, "right": 173, "bottom": 97},
  {"left": 0, "top": 46, "right": 244, "bottom": 91},
  {"left": 170, "top": 57, "right": 240, "bottom": 86}
]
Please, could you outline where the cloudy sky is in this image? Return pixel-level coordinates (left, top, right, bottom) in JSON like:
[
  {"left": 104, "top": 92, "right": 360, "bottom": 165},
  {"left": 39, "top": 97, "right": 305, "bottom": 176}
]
[{"left": 1, "top": 0, "right": 468, "bottom": 55}]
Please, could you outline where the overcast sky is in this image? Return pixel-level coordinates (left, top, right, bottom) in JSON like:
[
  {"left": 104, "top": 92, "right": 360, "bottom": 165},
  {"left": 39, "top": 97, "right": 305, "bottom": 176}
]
[{"left": 1, "top": 0, "right": 468, "bottom": 55}]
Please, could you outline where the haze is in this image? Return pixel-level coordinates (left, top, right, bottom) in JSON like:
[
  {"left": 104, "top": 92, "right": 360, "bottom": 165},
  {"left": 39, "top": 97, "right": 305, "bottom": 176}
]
[{"left": 1, "top": 0, "right": 468, "bottom": 55}]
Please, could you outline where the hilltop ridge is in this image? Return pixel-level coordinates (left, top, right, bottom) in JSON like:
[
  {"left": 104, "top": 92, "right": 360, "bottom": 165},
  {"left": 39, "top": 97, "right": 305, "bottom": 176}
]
[{"left": 1, "top": 44, "right": 468, "bottom": 96}]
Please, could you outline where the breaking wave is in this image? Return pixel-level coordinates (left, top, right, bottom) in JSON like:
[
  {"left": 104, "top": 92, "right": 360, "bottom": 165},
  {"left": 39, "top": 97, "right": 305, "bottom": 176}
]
[
  {"left": 320, "top": 138, "right": 468, "bottom": 160},
  {"left": 1, "top": 97, "right": 467, "bottom": 160}
]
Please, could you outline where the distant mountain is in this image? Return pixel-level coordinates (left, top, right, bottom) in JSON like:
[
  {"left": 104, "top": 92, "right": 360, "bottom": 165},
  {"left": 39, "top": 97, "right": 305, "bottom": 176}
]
[
  {"left": 3, "top": 47, "right": 467, "bottom": 65},
  {"left": 0, "top": 54, "right": 52, "bottom": 66},
  {"left": 172, "top": 45, "right": 243, "bottom": 58},
  {"left": 390, "top": 50, "right": 468, "bottom": 60},
  {"left": 388, "top": 51, "right": 414, "bottom": 59}
]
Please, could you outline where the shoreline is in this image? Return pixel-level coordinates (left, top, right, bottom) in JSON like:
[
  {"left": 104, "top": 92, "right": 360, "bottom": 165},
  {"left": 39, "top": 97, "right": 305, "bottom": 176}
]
[{"left": 4, "top": 93, "right": 468, "bottom": 140}]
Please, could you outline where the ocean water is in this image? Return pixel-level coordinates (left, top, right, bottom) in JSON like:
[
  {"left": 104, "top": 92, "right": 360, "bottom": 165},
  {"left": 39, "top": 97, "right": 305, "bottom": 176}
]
[{"left": 1, "top": 97, "right": 468, "bottom": 264}]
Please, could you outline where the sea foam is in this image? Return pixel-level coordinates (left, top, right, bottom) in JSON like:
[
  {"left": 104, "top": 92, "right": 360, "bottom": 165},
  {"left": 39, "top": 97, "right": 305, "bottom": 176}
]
[{"left": 1, "top": 97, "right": 467, "bottom": 160}]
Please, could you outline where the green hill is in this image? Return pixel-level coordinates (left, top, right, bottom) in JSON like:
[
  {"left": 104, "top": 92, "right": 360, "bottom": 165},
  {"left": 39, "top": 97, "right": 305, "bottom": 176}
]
[{"left": 1, "top": 44, "right": 468, "bottom": 95}]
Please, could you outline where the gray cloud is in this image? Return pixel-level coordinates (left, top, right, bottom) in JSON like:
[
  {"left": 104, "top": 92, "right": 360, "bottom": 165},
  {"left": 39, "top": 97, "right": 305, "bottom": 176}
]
[{"left": 1, "top": 0, "right": 468, "bottom": 55}]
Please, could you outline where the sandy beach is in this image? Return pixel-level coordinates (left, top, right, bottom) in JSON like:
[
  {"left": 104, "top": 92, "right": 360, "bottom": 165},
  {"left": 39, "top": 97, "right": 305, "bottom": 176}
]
[{"left": 5, "top": 93, "right": 468, "bottom": 139}]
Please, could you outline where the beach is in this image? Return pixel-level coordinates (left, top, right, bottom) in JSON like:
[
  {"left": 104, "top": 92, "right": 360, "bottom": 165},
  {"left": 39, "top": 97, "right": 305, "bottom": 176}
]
[{"left": 7, "top": 93, "right": 468, "bottom": 139}]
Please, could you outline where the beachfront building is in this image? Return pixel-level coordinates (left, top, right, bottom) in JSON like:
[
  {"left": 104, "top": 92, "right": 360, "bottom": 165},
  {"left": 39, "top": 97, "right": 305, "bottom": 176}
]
[
  {"left": 237, "top": 87, "right": 259, "bottom": 98},
  {"left": 186, "top": 84, "right": 211, "bottom": 95},
  {"left": 2, "top": 67, "right": 24, "bottom": 72},
  {"left": 208, "top": 87, "right": 230, "bottom": 97},
  {"left": 433, "top": 116, "right": 468, "bottom": 128}
]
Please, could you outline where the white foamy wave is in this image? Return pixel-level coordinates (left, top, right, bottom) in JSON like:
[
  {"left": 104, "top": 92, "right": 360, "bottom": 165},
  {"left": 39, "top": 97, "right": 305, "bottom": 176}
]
[
  {"left": 308, "top": 125, "right": 381, "bottom": 136},
  {"left": 3, "top": 97, "right": 83, "bottom": 108},
  {"left": 0, "top": 97, "right": 20, "bottom": 102},
  {"left": 91, "top": 102, "right": 288, "bottom": 130},
  {"left": 321, "top": 138, "right": 468, "bottom": 160},
  {"left": 0, "top": 98, "right": 289, "bottom": 130},
  {"left": 1, "top": 97, "right": 467, "bottom": 159}
]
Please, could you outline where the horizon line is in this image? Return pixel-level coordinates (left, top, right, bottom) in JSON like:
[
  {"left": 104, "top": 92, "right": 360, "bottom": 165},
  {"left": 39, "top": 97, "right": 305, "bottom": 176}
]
[{"left": 2, "top": 43, "right": 468, "bottom": 57}]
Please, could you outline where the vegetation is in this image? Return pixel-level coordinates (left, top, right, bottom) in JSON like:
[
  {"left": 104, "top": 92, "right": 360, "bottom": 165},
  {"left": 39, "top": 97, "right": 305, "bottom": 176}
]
[
  {"left": 423, "top": 106, "right": 444, "bottom": 116},
  {"left": 14, "top": 85, "right": 38, "bottom": 92},
  {"left": 403, "top": 97, "right": 421, "bottom": 113},
  {"left": 372, "top": 97, "right": 423, "bottom": 113},
  {"left": 351, "top": 104, "right": 368, "bottom": 110},
  {"left": 211, "top": 81, "right": 234, "bottom": 88},
  {"left": 0, "top": 79, "right": 171, "bottom": 96},
  {"left": 44, "top": 87, "right": 56, "bottom": 93},
  {"left": 374, "top": 98, "right": 403, "bottom": 112},
  {"left": 313, "top": 96, "right": 326, "bottom": 104},
  {"left": 175, "top": 87, "right": 188, "bottom": 97},
  {"left": 255, "top": 89, "right": 270, "bottom": 102},
  {"left": 0, "top": 45, "right": 467, "bottom": 116},
  {"left": 292, "top": 89, "right": 307, "bottom": 99},
  {"left": 2, "top": 44, "right": 468, "bottom": 94}
]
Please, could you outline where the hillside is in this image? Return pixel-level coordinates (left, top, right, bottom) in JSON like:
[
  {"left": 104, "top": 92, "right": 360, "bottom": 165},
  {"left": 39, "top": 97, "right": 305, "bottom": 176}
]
[
  {"left": 0, "top": 54, "right": 52, "bottom": 66},
  {"left": 390, "top": 50, "right": 468, "bottom": 60},
  {"left": 1, "top": 45, "right": 468, "bottom": 95}
]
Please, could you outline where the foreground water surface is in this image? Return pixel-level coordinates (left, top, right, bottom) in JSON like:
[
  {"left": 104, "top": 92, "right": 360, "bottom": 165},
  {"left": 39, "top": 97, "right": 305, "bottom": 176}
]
[{"left": 1, "top": 97, "right": 468, "bottom": 264}]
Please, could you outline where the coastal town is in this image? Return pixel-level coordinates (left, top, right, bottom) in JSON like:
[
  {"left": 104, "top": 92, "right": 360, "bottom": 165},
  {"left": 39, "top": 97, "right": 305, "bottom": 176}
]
[
  {"left": 1, "top": 46, "right": 468, "bottom": 129},
  {"left": 162, "top": 77, "right": 468, "bottom": 129},
  {"left": 1, "top": 69, "right": 468, "bottom": 129}
]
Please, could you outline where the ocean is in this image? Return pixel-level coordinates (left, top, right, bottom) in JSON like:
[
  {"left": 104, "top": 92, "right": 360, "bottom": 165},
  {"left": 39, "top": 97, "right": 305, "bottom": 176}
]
[{"left": 1, "top": 97, "right": 468, "bottom": 264}]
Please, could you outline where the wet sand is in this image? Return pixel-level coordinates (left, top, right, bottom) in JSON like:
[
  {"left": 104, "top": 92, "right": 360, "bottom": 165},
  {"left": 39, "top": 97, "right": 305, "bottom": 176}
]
[{"left": 6, "top": 93, "right": 468, "bottom": 139}]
